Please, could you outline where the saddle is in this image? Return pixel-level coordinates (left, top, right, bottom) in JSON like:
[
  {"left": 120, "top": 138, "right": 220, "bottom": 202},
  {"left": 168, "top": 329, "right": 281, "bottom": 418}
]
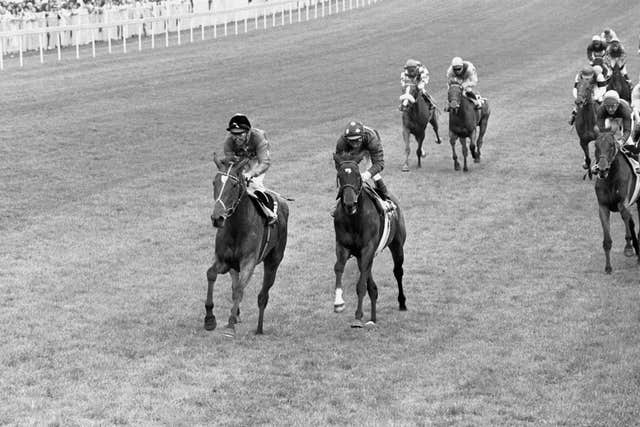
[{"left": 248, "top": 189, "right": 278, "bottom": 225}]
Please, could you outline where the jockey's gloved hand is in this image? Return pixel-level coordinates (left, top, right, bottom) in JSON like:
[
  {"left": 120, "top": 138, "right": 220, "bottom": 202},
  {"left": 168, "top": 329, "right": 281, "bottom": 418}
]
[
  {"left": 242, "top": 172, "right": 253, "bottom": 182},
  {"left": 361, "top": 171, "right": 372, "bottom": 181}
]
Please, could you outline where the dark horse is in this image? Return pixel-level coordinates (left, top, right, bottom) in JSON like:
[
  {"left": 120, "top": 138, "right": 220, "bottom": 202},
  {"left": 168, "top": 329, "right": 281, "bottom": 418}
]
[
  {"left": 332, "top": 152, "right": 407, "bottom": 327},
  {"left": 447, "top": 83, "right": 490, "bottom": 172},
  {"left": 574, "top": 76, "right": 598, "bottom": 179},
  {"left": 593, "top": 131, "right": 640, "bottom": 273},
  {"left": 607, "top": 63, "right": 631, "bottom": 103},
  {"left": 205, "top": 154, "right": 289, "bottom": 336},
  {"left": 399, "top": 83, "right": 442, "bottom": 171}
]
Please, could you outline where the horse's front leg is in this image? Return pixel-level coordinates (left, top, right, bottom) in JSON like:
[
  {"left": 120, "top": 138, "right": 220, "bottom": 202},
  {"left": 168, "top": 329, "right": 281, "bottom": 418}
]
[
  {"left": 225, "top": 259, "right": 258, "bottom": 337},
  {"left": 469, "top": 128, "right": 478, "bottom": 163},
  {"left": 461, "top": 136, "right": 469, "bottom": 172},
  {"left": 333, "top": 244, "right": 349, "bottom": 313},
  {"left": 352, "top": 250, "right": 374, "bottom": 328},
  {"left": 599, "top": 205, "right": 613, "bottom": 273},
  {"left": 449, "top": 130, "right": 460, "bottom": 171},
  {"left": 366, "top": 274, "right": 378, "bottom": 325},
  {"left": 429, "top": 111, "right": 442, "bottom": 144},
  {"left": 581, "top": 139, "right": 592, "bottom": 178},
  {"left": 205, "top": 258, "right": 229, "bottom": 331},
  {"left": 402, "top": 127, "right": 411, "bottom": 172}
]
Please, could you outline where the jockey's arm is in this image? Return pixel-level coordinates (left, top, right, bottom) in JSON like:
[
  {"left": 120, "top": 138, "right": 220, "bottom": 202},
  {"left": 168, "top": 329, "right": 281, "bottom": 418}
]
[
  {"left": 461, "top": 66, "right": 478, "bottom": 90},
  {"left": 622, "top": 112, "right": 633, "bottom": 142},
  {"left": 247, "top": 135, "right": 271, "bottom": 177},
  {"left": 366, "top": 137, "right": 385, "bottom": 177},
  {"left": 419, "top": 66, "right": 430, "bottom": 87}
]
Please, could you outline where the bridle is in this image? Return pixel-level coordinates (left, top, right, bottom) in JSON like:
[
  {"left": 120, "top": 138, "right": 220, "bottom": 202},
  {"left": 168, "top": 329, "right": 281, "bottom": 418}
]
[
  {"left": 594, "top": 134, "right": 619, "bottom": 179},
  {"left": 448, "top": 82, "right": 464, "bottom": 112},
  {"left": 213, "top": 163, "right": 246, "bottom": 219},
  {"left": 575, "top": 78, "right": 594, "bottom": 109},
  {"left": 336, "top": 160, "right": 362, "bottom": 208}
]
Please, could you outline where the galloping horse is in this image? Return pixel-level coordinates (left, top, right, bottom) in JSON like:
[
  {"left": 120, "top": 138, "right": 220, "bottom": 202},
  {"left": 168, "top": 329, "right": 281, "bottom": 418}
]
[
  {"left": 446, "top": 83, "right": 491, "bottom": 172},
  {"left": 205, "top": 154, "right": 289, "bottom": 336},
  {"left": 399, "top": 83, "right": 441, "bottom": 171},
  {"left": 593, "top": 131, "right": 640, "bottom": 273},
  {"left": 333, "top": 152, "right": 407, "bottom": 327},
  {"left": 607, "top": 63, "right": 631, "bottom": 103},
  {"left": 574, "top": 76, "right": 598, "bottom": 179}
]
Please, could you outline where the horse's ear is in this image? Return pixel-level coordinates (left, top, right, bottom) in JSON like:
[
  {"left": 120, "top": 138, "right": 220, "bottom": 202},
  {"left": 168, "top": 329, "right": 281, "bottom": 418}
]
[{"left": 213, "top": 152, "right": 223, "bottom": 170}]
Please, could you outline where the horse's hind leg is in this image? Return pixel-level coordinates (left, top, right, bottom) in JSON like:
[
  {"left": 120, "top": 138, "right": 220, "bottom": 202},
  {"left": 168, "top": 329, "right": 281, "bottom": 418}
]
[
  {"left": 352, "top": 254, "right": 374, "bottom": 328},
  {"left": 388, "top": 239, "right": 406, "bottom": 311},
  {"left": 256, "top": 255, "right": 282, "bottom": 335},
  {"left": 416, "top": 132, "right": 426, "bottom": 168},
  {"left": 366, "top": 275, "right": 378, "bottom": 325},
  {"left": 402, "top": 128, "right": 411, "bottom": 172},
  {"left": 599, "top": 206, "right": 613, "bottom": 273},
  {"left": 475, "top": 105, "right": 490, "bottom": 162},
  {"left": 621, "top": 207, "right": 638, "bottom": 258},
  {"left": 461, "top": 137, "right": 470, "bottom": 172}
]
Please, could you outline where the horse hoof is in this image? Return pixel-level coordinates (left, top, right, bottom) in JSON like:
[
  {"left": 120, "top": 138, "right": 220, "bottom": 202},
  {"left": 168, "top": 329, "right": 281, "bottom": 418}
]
[
  {"left": 582, "top": 163, "right": 589, "bottom": 170},
  {"left": 454, "top": 164, "right": 460, "bottom": 171},
  {"left": 350, "top": 319, "right": 364, "bottom": 328},
  {"left": 435, "top": 139, "right": 442, "bottom": 145},
  {"left": 624, "top": 248, "right": 635, "bottom": 257},
  {"left": 204, "top": 315, "right": 217, "bottom": 331},
  {"left": 463, "top": 166, "right": 468, "bottom": 172},
  {"left": 605, "top": 266, "right": 612, "bottom": 274},
  {"left": 365, "top": 320, "right": 376, "bottom": 328},
  {"left": 401, "top": 164, "right": 410, "bottom": 172},
  {"left": 222, "top": 325, "right": 235, "bottom": 338},
  {"left": 420, "top": 149, "right": 427, "bottom": 158},
  {"left": 474, "top": 158, "right": 480, "bottom": 163},
  {"left": 334, "top": 303, "right": 345, "bottom": 313}
]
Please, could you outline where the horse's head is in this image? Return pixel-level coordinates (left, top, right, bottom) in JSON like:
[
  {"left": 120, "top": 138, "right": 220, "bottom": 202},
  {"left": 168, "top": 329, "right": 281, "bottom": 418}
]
[
  {"left": 333, "top": 152, "right": 364, "bottom": 215},
  {"left": 593, "top": 131, "right": 618, "bottom": 179},
  {"left": 447, "top": 83, "right": 464, "bottom": 113},
  {"left": 398, "top": 84, "right": 418, "bottom": 112},
  {"left": 575, "top": 77, "right": 594, "bottom": 108},
  {"left": 211, "top": 152, "right": 249, "bottom": 228}
]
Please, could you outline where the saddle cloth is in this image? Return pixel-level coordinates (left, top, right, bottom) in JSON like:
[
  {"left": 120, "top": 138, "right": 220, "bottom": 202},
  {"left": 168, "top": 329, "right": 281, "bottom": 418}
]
[
  {"left": 620, "top": 151, "right": 640, "bottom": 208},
  {"left": 363, "top": 184, "right": 397, "bottom": 257}
]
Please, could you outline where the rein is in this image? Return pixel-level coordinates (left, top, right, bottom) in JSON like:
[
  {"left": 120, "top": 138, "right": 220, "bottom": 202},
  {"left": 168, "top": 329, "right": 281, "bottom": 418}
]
[{"left": 595, "top": 137, "right": 620, "bottom": 179}]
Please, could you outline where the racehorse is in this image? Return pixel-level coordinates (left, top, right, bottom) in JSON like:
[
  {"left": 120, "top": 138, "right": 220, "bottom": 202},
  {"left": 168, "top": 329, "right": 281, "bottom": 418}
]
[
  {"left": 607, "top": 63, "right": 631, "bottom": 103},
  {"left": 333, "top": 152, "right": 407, "bottom": 327},
  {"left": 574, "top": 76, "right": 598, "bottom": 179},
  {"left": 205, "top": 154, "right": 289, "bottom": 337},
  {"left": 593, "top": 131, "right": 640, "bottom": 273},
  {"left": 446, "top": 83, "right": 491, "bottom": 172},
  {"left": 399, "top": 83, "right": 442, "bottom": 171}
]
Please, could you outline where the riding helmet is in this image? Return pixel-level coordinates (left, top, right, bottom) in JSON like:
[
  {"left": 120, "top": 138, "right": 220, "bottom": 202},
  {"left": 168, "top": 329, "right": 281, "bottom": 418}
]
[
  {"left": 344, "top": 121, "right": 364, "bottom": 141},
  {"left": 405, "top": 59, "right": 420, "bottom": 76},
  {"left": 580, "top": 66, "right": 595, "bottom": 77},
  {"left": 603, "top": 90, "right": 620, "bottom": 105},
  {"left": 227, "top": 113, "right": 252, "bottom": 133}
]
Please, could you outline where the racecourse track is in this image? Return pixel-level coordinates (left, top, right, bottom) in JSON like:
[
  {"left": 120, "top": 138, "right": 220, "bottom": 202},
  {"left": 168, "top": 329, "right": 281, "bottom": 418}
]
[{"left": 2, "top": 0, "right": 640, "bottom": 425}]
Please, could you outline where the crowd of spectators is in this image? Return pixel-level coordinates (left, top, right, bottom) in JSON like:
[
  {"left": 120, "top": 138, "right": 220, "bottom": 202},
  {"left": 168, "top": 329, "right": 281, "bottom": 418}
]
[{"left": 0, "top": 0, "right": 193, "bottom": 53}]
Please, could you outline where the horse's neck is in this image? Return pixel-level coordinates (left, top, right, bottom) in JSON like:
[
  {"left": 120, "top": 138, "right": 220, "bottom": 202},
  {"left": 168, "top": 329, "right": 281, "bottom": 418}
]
[
  {"left": 225, "top": 193, "right": 260, "bottom": 232},
  {"left": 577, "top": 100, "right": 596, "bottom": 124}
]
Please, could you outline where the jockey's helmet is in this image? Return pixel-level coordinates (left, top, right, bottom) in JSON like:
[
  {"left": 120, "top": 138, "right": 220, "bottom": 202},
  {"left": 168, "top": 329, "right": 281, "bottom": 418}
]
[
  {"left": 227, "top": 113, "right": 252, "bottom": 133},
  {"left": 592, "top": 35, "right": 601, "bottom": 42},
  {"left": 451, "top": 57, "right": 464, "bottom": 73},
  {"left": 592, "top": 65, "right": 603, "bottom": 76},
  {"left": 603, "top": 90, "right": 620, "bottom": 107},
  {"left": 344, "top": 121, "right": 365, "bottom": 146},
  {"left": 404, "top": 59, "right": 420, "bottom": 77}
]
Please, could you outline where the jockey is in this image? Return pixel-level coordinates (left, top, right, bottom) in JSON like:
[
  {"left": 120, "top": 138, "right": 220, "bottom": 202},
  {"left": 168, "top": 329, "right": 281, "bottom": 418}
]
[
  {"left": 568, "top": 65, "right": 607, "bottom": 125},
  {"left": 335, "top": 120, "right": 389, "bottom": 200},
  {"left": 605, "top": 38, "right": 631, "bottom": 86},
  {"left": 595, "top": 90, "right": 638, "bottom": 170},
  {"left": 222, "top": 113, "right": 276, "bottom": 223},
  {"left": 631, "top": 77, "right": 640, "bottom": 141},
  {"left": 601, "top": 28, "right": 619, "bottom": 46},
  {"left": 400, "top": 58, "right": 436, "bottom": 111},
  {"left": 446, "top": 56, "right": 482, "bottom": 109},
  {"left": 587, "top": 35, "right": 608, "bottom": 73}
]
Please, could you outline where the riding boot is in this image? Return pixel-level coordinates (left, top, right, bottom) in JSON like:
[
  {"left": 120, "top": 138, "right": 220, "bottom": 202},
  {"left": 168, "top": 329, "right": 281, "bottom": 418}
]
[
  {"left": 569, "top": 109, "right": 576, "bottom": 125},
  {"left": 375, "top": 179, "right": 390, "bottom": 200}
]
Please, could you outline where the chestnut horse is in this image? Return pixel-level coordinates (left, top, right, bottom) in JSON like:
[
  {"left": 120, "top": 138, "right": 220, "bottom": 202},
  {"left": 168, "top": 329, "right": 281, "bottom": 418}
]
[
  {"left": 446, "top": 83, "right": 490, "bottom": 172},
  {"left": 205, "top": 154, "right": 289, "bottom": 337},
  {"left": 593, "top": 131, "right": 640, "bottom": 273},
  {"left": 399, "top": 83, "right": 441, "bottom": 171},
  {"left": 333, "top": 152, "right": 407, "bottom": 327}
]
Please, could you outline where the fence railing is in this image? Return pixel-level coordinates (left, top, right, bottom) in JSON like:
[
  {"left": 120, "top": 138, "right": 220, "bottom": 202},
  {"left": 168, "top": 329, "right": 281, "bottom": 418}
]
[{"left": 0, "top": 0, "right": 380, "bottom": 70}]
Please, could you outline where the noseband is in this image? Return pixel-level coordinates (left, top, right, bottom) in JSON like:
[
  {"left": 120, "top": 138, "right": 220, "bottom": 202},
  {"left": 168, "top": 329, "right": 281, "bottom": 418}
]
[{"left": 337, "top": 161, "right": 362, "bottom": 204}]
